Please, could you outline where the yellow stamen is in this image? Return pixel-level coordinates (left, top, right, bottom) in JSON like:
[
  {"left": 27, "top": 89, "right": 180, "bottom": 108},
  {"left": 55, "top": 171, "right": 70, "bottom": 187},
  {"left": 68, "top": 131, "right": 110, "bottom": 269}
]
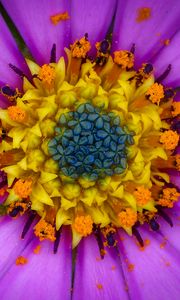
[
  {"left": 160, "top": 130, "right": 179, "bottom": 150},
  {"left": 50, "top": 12, "right": 70, "bottom": 25},
  {"left": 134, "top": 186, "right": 151, "bottom": 206},
  {"left": 14, "top": 179, "right": 32, "bottom": 198},
  {"left": 113, "top": 50, "right": 134, "bottom": 69},
  {"left": 73, "top": 215, "right": 93, "bottom": 237},
  {"left": 136, "top": 7, "right": 151, "bottom": 23},
  {"left": 16, "top": 256, "right": 28, "bottom": 265},
  {"left": 70, "top": 37, "right": 91, "bottom": 58},
  {"left": 118, "top": 208, "right": 137, "bottom": 228},
  {"left": 146, "top": 83, "right": 164, "bottom": 105},
  {"left": 158, "top": 188, "right": 180, "bottom": 208},
  {"left": 8, "top": 106, "right": 26, "bottom": 122},
  {"left": 38, "top": 64, "right": 55, "bottom": 88},
  {"left": 172, "top": 102, "right": 180, "bottom": 117},
  {"left": 34, "top": 219, "right": 56, "bottom": 242}
]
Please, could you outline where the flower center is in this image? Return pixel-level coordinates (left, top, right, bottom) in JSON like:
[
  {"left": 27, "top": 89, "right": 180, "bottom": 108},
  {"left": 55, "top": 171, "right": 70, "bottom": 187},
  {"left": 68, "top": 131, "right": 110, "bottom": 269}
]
[{"left": 48, "top": 103, "right": 133, "bottom": 180}]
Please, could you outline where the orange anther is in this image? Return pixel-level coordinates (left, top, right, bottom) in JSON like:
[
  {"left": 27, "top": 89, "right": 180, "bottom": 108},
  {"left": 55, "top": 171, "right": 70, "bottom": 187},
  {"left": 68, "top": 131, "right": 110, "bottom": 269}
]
[
  {"left": 50, "top": 12, "right": 69, "bottom": 25},
  {"left": 70, "top": 37, "right": 91, "bottom": 58},
  {"left": 34, "top": 219, "right": 56, "bottom": 242},
  {"left": 113, "top": 50, "right": 134, "bottom": 69},
  {"left": 13, "top": 179, "right": 32, "bottom": 199},
  {"left": 8, "top": 106, "right": 26, "bottom": 122},
  {"left": 146, "top": 83, "right": 164, "bottom": 104},
  {"left": 134, "top": 186, "right": 151, "bottom": 206},
  {"left": 38, "top": 64, "right": 55, "bottom": 88},
  {"left": 73, "top": 215, "right": 93, "bottom": 236},
  {"left": 118, "top": 208, "right": 137, "bottom": 228},
  {"left": 160, "top": 130, "right": 179, "bottom": 150},
  {"left": 158, "top": 188, "right": 180, "bottom": 208}
]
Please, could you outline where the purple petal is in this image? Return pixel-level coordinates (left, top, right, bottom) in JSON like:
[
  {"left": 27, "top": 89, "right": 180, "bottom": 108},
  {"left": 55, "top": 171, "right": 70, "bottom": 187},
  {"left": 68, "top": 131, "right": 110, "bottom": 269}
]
[
  {"left": 0, "top": 226, "right": 72, "bottom": 300},
  {"left": 73, "top": 235, "right": 129, "bottom": 300},
  {"left": 118, "top": 223, "right": 180, "bottom": 300},
  {"left": 0, "top": 15, "right": 30, "bottom": 89},
  {"left": 0, "top": 216, "right": 33, "bottom": 278},
  {"left": 152, "top": 31, "right": 180, "bottom": 87},
  {"left": 112, "top": 0, "right": 180, "bottom": 66},
  {"left": 2, "top": 0, "right": 71, "bottom": 65},
  {"left": 70, "top": 0, "right": 117, "bottom": 55}
]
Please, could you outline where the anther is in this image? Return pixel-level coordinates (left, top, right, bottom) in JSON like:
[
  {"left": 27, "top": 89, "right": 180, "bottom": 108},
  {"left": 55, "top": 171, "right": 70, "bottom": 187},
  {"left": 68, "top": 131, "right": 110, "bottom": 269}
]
[
  {"left": 157, "top": 207, "right": 173, "bottom": 227},
  {"left": 150, "top": 218, "right": 160, "bottom": 231},
  {"left": 93, "top": 224, "right": 105, "bottom": 259},
  {"left": 156, "top": 64, "right": 171, "bottom": 83},
  {"left": 146, "top": 82, "right": 164, "bottom": 105},
  {"left": 160, "top": 130, "right": 179, "bottom": 150},
  {"left": 113, "top": 50, "right": 134, "bottom": 69},
  {"left": 21, "top": 211, "right": 36, "bottom": 239},
  {"left": 132, "top": 226, "right": 144, "bottom": 247},
  {"left": 13, "top": 179, "right": 32, "bottom": 199},
  {"left": 53, "top": 229, "right": 61, "bottom": 254},
  {"left": 73, "top": 215, "right": 93, "bottom": 237},
  {"left": 8, "top": 106, "right": 27, "bottom": 122},
  {"left": 9, "top": 63, "right": 25, "bottom": 78},
  {"left": 50, "top": 43, "right": 56, "bottom": 63}
]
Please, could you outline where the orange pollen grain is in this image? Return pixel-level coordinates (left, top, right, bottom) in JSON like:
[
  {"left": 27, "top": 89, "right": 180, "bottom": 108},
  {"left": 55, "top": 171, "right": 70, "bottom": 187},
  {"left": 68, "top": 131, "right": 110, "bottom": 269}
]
[
  {"left": 160, "top": 130, "right": 179, "bottom": 150},
  {"left": 73, "top": 215, "right": 93, "bottom": 237},
  {"left": 50, "top": 11, "right": 69, "bottom": 25},
  {"left": 8, "top": 106, "right": 26, "bottom": 122},
  {"left": 172, "top": 102, "right": 180, "bottom": 117},
  {"left": 175, "top": 154, "right": 180, "bottom": 171},
  {"left": 118, "top": 208, "right": 137, "bottom": 228},
  {"left": 146, "top": 83, "right": 164, "bottom": 104},
  {"left": 134, "top": 186, "right": 151, "bottom": 206},
  {"left": 0, "top": 187, "right": 6, "bottom": 196},
  {"left": 13, "top": 179, "right": 32, "bottom": 198},
  {"left": 71, "top": 37, "right": 91, "bottom": 58},
  {"left": 158, "top": 188, "right": 180, "bottom": 208},
  {"left": 34, "top": 219, "right": 56, "bottom": 242},
  {"left": 33, "top": 245, "right": 41, "bottom": 254},
  {"left": 96, "top": 283, "right": 103, "bottom": 290},
  {"left": 164, "top": 39, "right": 170, "bottom": 46},
  {"left": 113, "top": 50, "right": 134, "bottom": 69},
  {"left": 127, "top": 263, "right": 135, "bottom": 272},
  {"left": 136, "top": 7, "right": 151, "bottom": 23},
  {"left": 38, "top": 64, "right": 55, "bottom": 87},
  {"left": 16, "top": 256, "right": 28, "bottom": 265}
]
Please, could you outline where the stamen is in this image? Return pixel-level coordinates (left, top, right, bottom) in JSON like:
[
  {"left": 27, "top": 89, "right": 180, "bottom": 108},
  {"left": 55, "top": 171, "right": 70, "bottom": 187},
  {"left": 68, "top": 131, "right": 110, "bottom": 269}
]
[
  {"left": 0, "top": 85, "right": 21, "bottom": 101},
  {"left": 14, "top": 179, "right": 32, "bottom": 199},
  {"left": 9, "top": 63, "right": 25, "bottom": 78},
  {"left": 93, "top": 225, "right": 105, "bottom": 259},
  {"left": 50, "top": 12, "right": 70, "bottom": 25},
  {"left": 50, "top": 43, "right": 56, "bottom": 63},
  {"left": 157, "top": 207, "right": 173, "bottom": 227},
  {"left": 146, "top": 83, "right": 164, "bottom": 104},
  {"left": 118, "top": 208, "right": 137, "bottom": 228},
  {"left": 38, "top": 64, "right": 55, "bottom": 88},
  {"left": 136, "top": 7, "right": 151, "bottom": 23},
  {"left": 70, "top": 36, "right": 91, "bottom": 58},
  {"left": 8, "top": 106, "right": 27, "bottom": 122},
  {"left": 132, "top": 227, "right": 144, "bottom": 247},
  {"left": 160, "top": 130, "right": 179, "bottom": 150},
  {"left": 95, "top": 40, "right": 110, "bottom": 66},
  {"left": 21, "top": 212, "right": 36, "bottom": 239},
  {"left": 8, "top": 202, "right": 28, "bottom": 217},
  {"left": 73, "top": 215, "right": 93, "bottom": 237},
  {"left": 172, "top": 102, "right": 180, "bottom": 117},
  {"left": 34, "top": 219, "right": 56, "bottom": 242},
  {"left": 150, "top": 218, "right": 160, "bottom": 231},
  {"left": 53, "top": 229, "right": 61, "bottom": 254},
  {"left": 113, "top": 50, "right": 134, "bottom": 69},
  {"left": 158, "top": 188, "right": 180, "bottom": 208},
  {"left": 134, "top": 186, "right": 151, "bottom": 206},
  {"left": 156, "top": 64, "right": 171, "bottom": 83}
]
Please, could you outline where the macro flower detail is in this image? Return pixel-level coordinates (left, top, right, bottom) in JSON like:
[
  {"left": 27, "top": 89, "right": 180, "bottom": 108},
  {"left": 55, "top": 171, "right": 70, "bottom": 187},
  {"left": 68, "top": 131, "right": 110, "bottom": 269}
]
[{"left": 0, "top": 0, "right": 180, "bottom": 300}]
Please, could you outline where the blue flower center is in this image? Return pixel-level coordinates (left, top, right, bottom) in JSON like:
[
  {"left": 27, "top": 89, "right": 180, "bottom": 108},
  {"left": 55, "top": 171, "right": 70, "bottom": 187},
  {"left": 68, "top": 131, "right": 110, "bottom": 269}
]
[{"left": 48, "top": 103, "right": 133, "bottom": 180}]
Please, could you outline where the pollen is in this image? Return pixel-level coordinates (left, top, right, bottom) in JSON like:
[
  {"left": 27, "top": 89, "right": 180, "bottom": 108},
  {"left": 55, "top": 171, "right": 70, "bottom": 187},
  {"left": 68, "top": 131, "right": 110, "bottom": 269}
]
[
  {"left": 134, "top": 186, "right": 151, "bottom": 206},
  {"left": 158, "top": 188, "right": 180, "bottom": 208},
  {"left": 38, "top": 64, "right": 55, "bottom": 88},
  {"left": 50, "top": 12, "right": 70, "bottom": 25},
  {"left": 113, "top": 50, "right": 134, "bottom": 69},
  {"left": 0, "top": 187, "right": 6, "bottom": 196},
  {"left": 136, "top": 7, "right": 151, "bottom": 23},
  {"left": 172, "top": 102, "right": 180, "bottom": 117},
  {"left": 7, "top": 201, "right": 29, "bottom": 217},
  {"left": 70, "top": 37, "right": 91, "bottom": 58},
  {"left": 73, "top": 215, "right": 93, "bottom": 236},
  {"left": 175, "top": 154, "right": 180, "bottom": 171},
  {"left": 13, "top": 179, "right": 32, "bottom": 198},
  {"left": 34, "top": 219, "right": 56, "bottom": 242},
  {"left": 118, "top": 208, "right": 137, "bottom": 228},
  {"left": 160, "top": 130, "right": 179, "bottom": 150},
  {"left": 15, "top": 256, "right": 28, "bottom": 265},
  {"left": 33, "top": 244, "right": 41, "bottom": 254},
  {"left": 8, "top": 106, "right": 26, "bottom": 122},
  {"left": 146, "top": 83, "right": 164, "bottom": 104}
]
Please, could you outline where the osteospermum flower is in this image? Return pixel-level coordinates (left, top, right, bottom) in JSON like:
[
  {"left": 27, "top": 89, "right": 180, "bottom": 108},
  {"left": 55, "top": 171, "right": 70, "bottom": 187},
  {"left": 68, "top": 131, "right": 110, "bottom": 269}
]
[{"left": 0, "top": 0, "right": 180, "bottom": 299}]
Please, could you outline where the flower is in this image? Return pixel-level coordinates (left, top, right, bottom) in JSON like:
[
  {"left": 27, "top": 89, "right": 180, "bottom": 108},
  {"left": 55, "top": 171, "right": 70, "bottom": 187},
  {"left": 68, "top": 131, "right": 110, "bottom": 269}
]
[{"left": 0, "top": 0, "right": 180, "bottom": 299}]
